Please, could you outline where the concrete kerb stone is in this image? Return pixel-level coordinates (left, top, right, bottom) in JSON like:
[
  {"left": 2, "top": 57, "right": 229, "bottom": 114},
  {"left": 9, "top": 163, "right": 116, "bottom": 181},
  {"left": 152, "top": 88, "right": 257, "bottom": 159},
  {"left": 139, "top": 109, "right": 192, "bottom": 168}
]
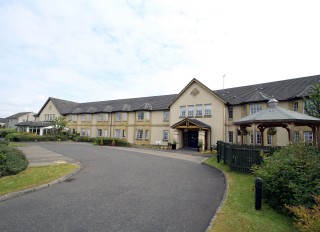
[
  {"left": 201, "top": 158, "right": 229, "bottom": 232},
  {"left": 0, "top": 161, "right": 82, "bottom": 203}
]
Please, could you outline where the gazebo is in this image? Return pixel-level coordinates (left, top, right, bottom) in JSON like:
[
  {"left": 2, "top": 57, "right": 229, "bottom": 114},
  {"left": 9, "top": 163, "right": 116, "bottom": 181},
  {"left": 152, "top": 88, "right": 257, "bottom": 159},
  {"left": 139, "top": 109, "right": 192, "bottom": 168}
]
[{"left": 234, "top": 98, "right": 320, "bottom": 148}]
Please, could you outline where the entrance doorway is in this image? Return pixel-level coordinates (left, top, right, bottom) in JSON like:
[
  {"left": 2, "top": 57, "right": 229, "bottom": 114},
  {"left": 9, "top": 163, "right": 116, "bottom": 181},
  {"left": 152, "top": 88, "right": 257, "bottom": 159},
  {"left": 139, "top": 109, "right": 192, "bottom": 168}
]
[{"left": 183, "top": 130, "right": 199, "bottom": 148}]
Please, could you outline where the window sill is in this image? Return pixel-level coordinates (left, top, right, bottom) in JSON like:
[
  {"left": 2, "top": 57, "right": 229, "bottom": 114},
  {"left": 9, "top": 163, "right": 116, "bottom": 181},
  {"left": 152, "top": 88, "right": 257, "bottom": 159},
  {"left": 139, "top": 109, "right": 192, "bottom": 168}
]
[{"left": 204, "top": 115, "right": 212, "bottom": 118}]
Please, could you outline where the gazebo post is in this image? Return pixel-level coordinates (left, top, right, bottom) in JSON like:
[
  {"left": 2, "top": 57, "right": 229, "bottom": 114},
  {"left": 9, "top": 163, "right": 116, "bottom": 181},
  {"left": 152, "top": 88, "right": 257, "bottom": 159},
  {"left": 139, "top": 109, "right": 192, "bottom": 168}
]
[{"left": 252, "top": 123, "right": 256, "bottom": 145}]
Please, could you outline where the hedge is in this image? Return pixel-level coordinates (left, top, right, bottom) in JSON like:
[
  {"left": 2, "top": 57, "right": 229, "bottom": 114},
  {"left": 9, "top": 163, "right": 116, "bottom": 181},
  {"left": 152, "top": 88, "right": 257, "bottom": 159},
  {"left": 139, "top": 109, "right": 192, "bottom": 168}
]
[
  {"left": 0, "top": 145, "right": 29, "bottom": 176},
  {"left": 0, "top": 129, "right": 16, "bottom": 138},
  {"left": 94, "top": 137, "right": 130, "bottom": 147},
  {"left": 5, "top": 133, "right": 69, "bottom": 142}
]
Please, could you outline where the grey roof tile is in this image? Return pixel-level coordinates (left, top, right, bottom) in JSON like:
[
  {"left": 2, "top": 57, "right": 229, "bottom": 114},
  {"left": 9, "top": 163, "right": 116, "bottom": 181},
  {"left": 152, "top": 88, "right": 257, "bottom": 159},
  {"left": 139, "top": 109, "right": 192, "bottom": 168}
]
[{"left": 6, "top": 112, "right": 32, "bottom": 119}]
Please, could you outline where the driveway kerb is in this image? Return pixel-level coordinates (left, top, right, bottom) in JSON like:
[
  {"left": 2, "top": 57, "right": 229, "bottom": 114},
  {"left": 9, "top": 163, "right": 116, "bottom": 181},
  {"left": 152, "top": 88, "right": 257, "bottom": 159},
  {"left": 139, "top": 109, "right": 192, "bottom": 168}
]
[{"left": 0, "top": 145, "right": 82, "bottom": 202}]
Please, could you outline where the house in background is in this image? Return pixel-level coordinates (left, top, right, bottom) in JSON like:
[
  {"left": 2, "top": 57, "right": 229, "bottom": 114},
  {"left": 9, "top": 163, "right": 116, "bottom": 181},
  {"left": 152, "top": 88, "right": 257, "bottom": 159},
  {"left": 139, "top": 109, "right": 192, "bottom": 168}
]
[
  {"left": 15, "top": 74, "right": 320, "bottom": 148},
  {"left": 5, "top": 112, "right": 35, "bottom": 129},
  {"left": 0, "top": 118, "right": 6, "bottom": 128}
]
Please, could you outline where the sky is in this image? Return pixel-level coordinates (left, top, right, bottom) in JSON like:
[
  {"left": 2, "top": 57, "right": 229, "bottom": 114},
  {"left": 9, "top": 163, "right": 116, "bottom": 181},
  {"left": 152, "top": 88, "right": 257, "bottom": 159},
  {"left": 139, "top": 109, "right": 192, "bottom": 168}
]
[{"left": 1, "top": 0, "right": 320, "bottom": 118}]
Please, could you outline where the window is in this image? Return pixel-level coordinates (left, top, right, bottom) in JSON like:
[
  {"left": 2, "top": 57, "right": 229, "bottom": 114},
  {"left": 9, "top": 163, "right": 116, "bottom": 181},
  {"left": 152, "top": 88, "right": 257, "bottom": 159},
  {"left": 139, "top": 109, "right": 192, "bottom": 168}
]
[
  {"left": 187, "top": 105, "right": 194, "bottom": 117},
  {"left": 115, "top": 129, "right": 121, "bottom": 138},
  {"left": 122, "top": 113, "right": 127, "bottom": 121},
  {"left": 87, "top": 114, "right": 92, "bottom": 121},
  {"left": 196, "top": 104, "right": 202, "bottom": 116},
  {"left": 81, "top": 128, "right": 86, "bottom": 136},
  {"left": 68, "top": 115, "right": 72, "bottom": 121},
  {"left": 163, "top": 111, "right": 169, "bottom": 121},
  {"left": 250, "top": 104, "right": 262, "bottom": 115},
  {"left": 163, "top": 130, "right": 169, "bottom": 141},
  {"left": 180, "top": 106, "right": 186, "bottom": 117},
  {"left": 267, "top": 134, "right": 272, "bottom": 145},
  {"left": 103, "top": 129, "right": 108, "bottom": 137},
  {"left": 81, "top": 114, "right": 86, "bottom": 122},
  {"left": 145, "top": 130, "right": 149, "bottom": 140},
  {"left": 115, "top": 112, "right": 121, "bottom": 121},
  {"left": 98, "top": 113, "right": 103, "bottom": 121},
  {"left": 73, "top": 115, "right": 77, "bottom": 122},
  {"left": 86, "top": 129, "right": 91, "bottom": 137},
  {"left": 145, "top": 112, "right": 150, "bottom": 121},
  {"left": 293, "top": 102, "right": 298, "bottom": 112},
  {"left": 250, "top": 132, "right": 261, "bottom": 144},
  {"left": 122, "top": 130, "right": 126, "bottom": 138},
  {"left": 228, "top": 106, "right": 233, "bottom": 119},
  {"left": 137, "top": 111, "right": 144, "bottom": 121},
  {"left": 204, "top": 104, "right": 212, "bottom": 116},
  {"left": 228, "top": 131, "right": 233, "bottom": 143},
  {"left": 294, "top": 131, "right": 300, "bottom": 142},
  {"left": 104, "top": 113, "right": 109, "bottom": 121},
  {"left": 97, "top": 129, "right": 102, "bottom": 137},
  {"left": 256, "top": 132, "right": 262, "bottom": 144},
  {"left": 304, "top": 131, "right": 313, "bottom": 143},
  {"left": 136, "top": 129, "right": 143, "bottom": 139}
]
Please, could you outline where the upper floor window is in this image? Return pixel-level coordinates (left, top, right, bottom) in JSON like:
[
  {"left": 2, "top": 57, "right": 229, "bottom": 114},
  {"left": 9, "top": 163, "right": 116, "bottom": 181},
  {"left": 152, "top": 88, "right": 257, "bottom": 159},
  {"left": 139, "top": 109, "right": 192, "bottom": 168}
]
[
  {"left": 73, "top": 115, "right": 77, "bottom": 122},
  {"left": 81, "top": 114, "right": 86, "bottom": 122},
  {"left": 104, "top": 113, "right": 109, "bottom": 121},
  {"left": 228, "top": 106, "right": 233, "bottom": 119},
  {"left": 97, "top": 113, "right": 103, "bottom": 121},
  {"left": 188, "top": 105, "right": 194, "bottom": 117},
  {"left": 87, "top": 114, "right": 92, "bottom": 121},
  {"left": 163, "top": 111, "right": 169, "bottom": 121},
  {"left": 196, "top": 104, "right": 202, "bottom": 116},
  {"left": 137, "top": 111, "right": 144, "bottom": 121},
  {"left": 250, "top": 104, "right": 262, "bottom": 115},
  {"left": 68, "top": 115, "right": 72, "bottom": 121},
  {"left": 180, "top": 106, "right": 186, "bottom": 117},
  {"left": 123, "top": 113, "right": 127, "bottom": 121},
  {"left": 145, "top": 112, "right": 150, "bottom": 121},
  {"left": 115, "top": 112, "right": 121, "bottom": 121},
  {"left": 293, "top": 102, "right": 299, "bottom": 112},
  {"left": 204, "top": 104, "right": 212, "bottom": 116}
]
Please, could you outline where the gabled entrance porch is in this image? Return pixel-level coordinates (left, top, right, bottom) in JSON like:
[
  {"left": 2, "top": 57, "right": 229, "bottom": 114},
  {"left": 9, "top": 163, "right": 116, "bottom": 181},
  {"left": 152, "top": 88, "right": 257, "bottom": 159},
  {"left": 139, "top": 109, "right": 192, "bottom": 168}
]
[{"left": 171, "top": 118, "right": 211, "bottom": 150}]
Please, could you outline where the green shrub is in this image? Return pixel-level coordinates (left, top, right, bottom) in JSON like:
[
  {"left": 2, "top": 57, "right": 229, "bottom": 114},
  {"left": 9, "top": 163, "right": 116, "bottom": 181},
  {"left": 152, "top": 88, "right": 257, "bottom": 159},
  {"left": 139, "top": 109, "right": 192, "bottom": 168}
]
[
  {"left": 72, "top": 136, "right": 96, "bottom": 143},
  {"left": 253, "top": 143, "right": 320, "bottom": 214},
  {"left": 0, "top": 146, "right": 28, "bottom": 176},
  {"left": 94, "top": 137, "right": 130, "bottom": 147},
  {"left": 0, "top": 129, "right": 16, "bottom": 138},
  {"left": 0, "top": 140, "right": 9, "bottom": 146},
  {"left": 286, "top": 195, "right": 320, "bottom": 232}
]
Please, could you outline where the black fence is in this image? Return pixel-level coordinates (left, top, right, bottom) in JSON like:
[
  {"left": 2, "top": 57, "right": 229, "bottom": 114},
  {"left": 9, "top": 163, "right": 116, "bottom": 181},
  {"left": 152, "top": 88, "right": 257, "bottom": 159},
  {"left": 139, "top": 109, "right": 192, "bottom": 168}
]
[{"left": 216, "top": 141, "right": 280, "bottom": 173}]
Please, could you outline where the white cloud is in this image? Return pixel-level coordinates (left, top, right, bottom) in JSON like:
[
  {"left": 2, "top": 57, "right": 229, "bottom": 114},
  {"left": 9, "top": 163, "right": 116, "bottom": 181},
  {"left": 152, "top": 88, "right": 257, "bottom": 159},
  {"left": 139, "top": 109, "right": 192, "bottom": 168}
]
[{"left": 1, "top": 0, "right": 320, "bottom": 117}]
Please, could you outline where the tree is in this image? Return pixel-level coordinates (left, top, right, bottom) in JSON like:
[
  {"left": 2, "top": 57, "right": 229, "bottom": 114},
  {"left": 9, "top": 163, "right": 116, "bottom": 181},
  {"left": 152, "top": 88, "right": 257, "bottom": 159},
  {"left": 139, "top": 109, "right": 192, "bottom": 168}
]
[
  {"left": 51, "top": 116, "right": 68, "bottom": 135},
  {"left": 304, "top": 83, "right": 320, "bottom": 118}
]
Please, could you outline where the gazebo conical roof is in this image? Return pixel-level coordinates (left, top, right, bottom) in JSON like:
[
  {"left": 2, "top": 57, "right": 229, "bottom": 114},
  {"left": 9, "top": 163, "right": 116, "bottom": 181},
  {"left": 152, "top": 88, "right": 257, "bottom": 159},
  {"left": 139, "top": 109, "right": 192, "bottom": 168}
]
[{"left": 234, "top": 98, "right": 320, "bottom": 126}]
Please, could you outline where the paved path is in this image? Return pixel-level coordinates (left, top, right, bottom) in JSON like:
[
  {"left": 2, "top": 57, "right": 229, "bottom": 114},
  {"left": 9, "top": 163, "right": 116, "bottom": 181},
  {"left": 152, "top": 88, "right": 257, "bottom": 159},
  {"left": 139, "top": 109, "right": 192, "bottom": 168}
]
[{"left": 1, "top": 143, "right": 225, "bottom": 232}]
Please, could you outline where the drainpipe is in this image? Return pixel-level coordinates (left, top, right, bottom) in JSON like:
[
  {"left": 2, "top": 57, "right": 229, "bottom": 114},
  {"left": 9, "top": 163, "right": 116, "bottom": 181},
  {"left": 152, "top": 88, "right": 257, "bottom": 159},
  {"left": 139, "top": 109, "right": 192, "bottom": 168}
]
[{"left": 109, "top": 113, "right": 113, "bottom": 137}]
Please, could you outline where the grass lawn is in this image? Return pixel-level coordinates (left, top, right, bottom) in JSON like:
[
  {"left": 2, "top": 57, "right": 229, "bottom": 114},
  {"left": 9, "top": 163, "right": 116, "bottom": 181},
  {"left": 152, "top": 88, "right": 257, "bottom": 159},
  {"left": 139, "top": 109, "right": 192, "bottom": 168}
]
[
  {"left": 0, "top": 163, "right": 79, "bottom": 196},
  {"left": 8, "top": 142, "right": 29, "bottom": 147},
  {"left": 204, "top": 156, "right": 295, "bottom": 232}
]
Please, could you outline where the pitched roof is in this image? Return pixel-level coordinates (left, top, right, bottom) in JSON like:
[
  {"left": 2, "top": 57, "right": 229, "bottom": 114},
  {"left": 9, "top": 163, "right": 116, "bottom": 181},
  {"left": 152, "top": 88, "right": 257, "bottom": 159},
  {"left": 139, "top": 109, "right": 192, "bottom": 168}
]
[
  {"left": 171, "top": 118, "right": 211, "bottom": 130},
  {"left": 0, "top": 118, "right": 6, "bottom": 123},
  {"left": 214, "top": 74, "right": 320, "bottom": 105},
  {"left": 37, "top": 97, "right": 79, "bottom": 116},
  {"left": 6, "top": 112, "right": 32, "bottom": 119},
  {"left": 15, "top": 121, "right": 52, "bottom": 127},
  {"left": 70, "top": 94, "right": 177, "bottom": 114}
]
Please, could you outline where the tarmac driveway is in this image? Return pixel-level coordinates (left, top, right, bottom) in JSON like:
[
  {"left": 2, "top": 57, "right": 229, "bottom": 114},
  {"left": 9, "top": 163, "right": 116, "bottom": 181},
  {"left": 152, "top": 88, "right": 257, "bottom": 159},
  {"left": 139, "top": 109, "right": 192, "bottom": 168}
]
[{"left": 0, "top": 143, "right": 226, "bottom": 232}]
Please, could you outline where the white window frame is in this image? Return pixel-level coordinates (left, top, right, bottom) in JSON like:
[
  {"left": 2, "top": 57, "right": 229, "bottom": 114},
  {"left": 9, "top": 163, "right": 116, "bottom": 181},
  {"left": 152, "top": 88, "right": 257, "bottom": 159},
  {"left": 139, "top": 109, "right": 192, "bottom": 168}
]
[
  {"left": 136, "top": 129, "right": 143, "bottom": 139},
  {"left": 81, "top": 129, "right": 86, "bottom": 136},
  {"left": 87, "top": 114, "right": 92, "bottom": 121},
  {"left": 115, "top": 112, "right": 121, "bottom": 121},
  {"left": 145, "top": 130, "right": 149, "bottom": 140},
  {"left": 163, "top": 130, "right": 169, "bottom": 141},
  {"left": 86, "top": 129, "right": 91, "bottom": 137},
  {"left": 81, "top": 114, "right": 86, "bottom": 122},
  {"left": 188, "top": 105, "right": 194, "bottom": 117},
  {"left": 103, "top": 129, "right": 108, "bottom": 137},
  {"left": 137, "top": 111, "right": 144, "bottom": 121},
  {"left": 204, "top": 104, "right": 212, "bottom": 116},
  {"left": 122, "top": 113, "right": 127, "bottom": 121},
  {"left": 256, "top": 131, "right": 262, "bottom": 144},
  {"left": 122, "top": 130, "right": 126, "bottom": 138},
  {"left": 73, "top": 115, "right": 77, "bottom": 122},
  {"left": 267, "top": 134, "right": 272, "bottom": 145},
  {"left": 293, "top": 102, "right": 298, "bottom": 112},
  {"left": 180, "top": 106, "right": 186, "bottom": 117},
  {"left": 250, "top": 104, "right": 262, "bottom": 115},
  {"left": 228, "top": 131, "right": 233, "bottom": 143},
  {"left": 163, "top": 111, "right": 169, "bottom": 121},
  {"left": 115, "top": 129, "right": 121, "bottom": 138},
  {"left": 294, "top": 131, "right": 300, "bottom": 142},
  {"left": 145, "top": 112, "right": 150, "bottom": 121},
  {"left": 104, "top": 113, "right": 109, "bottom": 121},
  {"left": 304, "top": 131, "right": 313, "bottom": 143},
  {"left": 97, "top": 129, "right": 102, "bottom": 137},
  {"left": 228, "top": 106, "right": 233, "bottom": 119},
  {"left": 98, "top": 113, "right": 103, "bottom": 121},
  {"left": 196, "top": 104, "right": 202, "bottom": 116}
]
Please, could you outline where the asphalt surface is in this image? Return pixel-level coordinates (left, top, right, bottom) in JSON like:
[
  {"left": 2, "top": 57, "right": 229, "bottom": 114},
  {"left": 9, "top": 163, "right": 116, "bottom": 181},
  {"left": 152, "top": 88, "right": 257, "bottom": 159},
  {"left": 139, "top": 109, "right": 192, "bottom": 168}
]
[{"left": 0, "top": 143, "right": 226, "bottom": 232}]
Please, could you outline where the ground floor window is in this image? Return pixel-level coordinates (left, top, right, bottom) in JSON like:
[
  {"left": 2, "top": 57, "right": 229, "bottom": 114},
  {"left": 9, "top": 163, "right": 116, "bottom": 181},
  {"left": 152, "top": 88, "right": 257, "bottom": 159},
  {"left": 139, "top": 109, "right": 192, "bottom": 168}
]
[
  {"left": 97, "top": 129, "right": 102, "bottom": 137},
  {"left": 304, "top": 131, "right": 313, "bottom": 143},
  {"left": 267, "top": 134, "right": 272, "bottom": 145},
  {"left": 81, "top": 128, "right": 86, "bottom": 136},
  {"left": 136, "top": 129, "right": 143, "bottom": 139},
  {"left": 145, "top": 130, "right": 149, "bottom": 140},
  {"left": 122, "top": 130, "right": 126, "bottom": 138},
  {"left": 103, "top": 129, "right": 108, "bottom": 137},
  {"left": 294, "top": 131, "right": 300, "bottom": 142},
  {"left": 163, "top": 130, "right": 169, "bottom": 141},
  {"left": 115, "top": 129, "right": 121, "bottom": 138},
  {"left": 250, "top": 132, "right": 261, "bottom": 144},
  {"left": 228, "top": 131, "right": 233, "bottom": 143}
]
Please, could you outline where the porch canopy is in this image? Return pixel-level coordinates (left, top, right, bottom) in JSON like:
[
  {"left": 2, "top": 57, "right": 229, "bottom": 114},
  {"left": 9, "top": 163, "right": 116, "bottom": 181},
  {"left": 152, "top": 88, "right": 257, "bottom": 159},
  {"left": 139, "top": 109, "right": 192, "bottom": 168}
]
[
  {"left": 234, "top": 98, "right": 320, "bottom": 147},
  {"left": 171, "top": 118, "right": 211, "bottom": 131}
]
